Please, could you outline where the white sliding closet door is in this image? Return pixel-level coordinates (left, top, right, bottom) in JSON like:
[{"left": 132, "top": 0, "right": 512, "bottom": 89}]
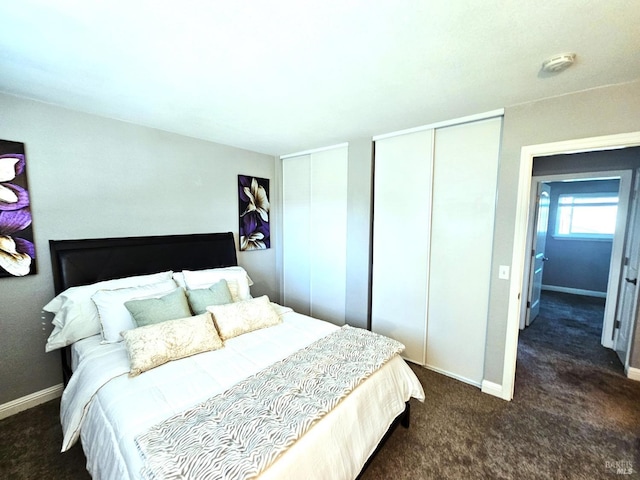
[
  {"left": 282, "top": 146, "right": 348, "bottom": 325},
  {"left": 371, "top": 130, "right": 434, "bottom": 364},
  {"left": 426, "top": 117, "right": 502, "bottom": 385},
  {"left": 282, "top": 155, "right": 311, "bottom": 316},
  {"left": 309, "top": 148, "right": 348, "bottom": 323}
]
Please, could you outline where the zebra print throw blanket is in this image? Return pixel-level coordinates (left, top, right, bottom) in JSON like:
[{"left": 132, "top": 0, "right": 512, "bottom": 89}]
[{"left": 135, "top": 325, "right": 404, "bottom": 480}]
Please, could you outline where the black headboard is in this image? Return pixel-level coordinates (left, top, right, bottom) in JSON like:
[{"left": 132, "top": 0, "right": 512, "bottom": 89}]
[
  {"left": 49, "top": 232, "right": 238, "bottom": 295},
  {"left": 49, "top": 232, "right": 238, "bottom": 385}
]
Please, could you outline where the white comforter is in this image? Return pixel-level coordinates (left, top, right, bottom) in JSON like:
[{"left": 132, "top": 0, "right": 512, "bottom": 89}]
[{"left": 62, "top": 306, "right": 425, "bottom": 480}]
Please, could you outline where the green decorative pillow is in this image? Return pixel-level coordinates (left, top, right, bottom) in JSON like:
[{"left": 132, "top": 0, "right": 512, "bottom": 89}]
[
  {"left": 124, "top": 288, "right": 192, "bottom": 327},
  {"left": 186, "top": 280, "right": 234, "bottom": 315}
]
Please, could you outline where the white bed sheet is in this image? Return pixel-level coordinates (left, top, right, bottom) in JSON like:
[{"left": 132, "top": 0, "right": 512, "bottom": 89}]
[
  {"left": 70, "top": 334, "right": 102, "bottom": 371},
  {"left": 65, "top": 308, "right": 424, "bottom": 480}
]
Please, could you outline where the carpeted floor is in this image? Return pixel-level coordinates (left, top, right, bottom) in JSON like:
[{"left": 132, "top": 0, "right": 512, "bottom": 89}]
[
  {"left": 360, "top": 292, "right": 640, "bottom": 479},
  {"left": 1, "top": 291, "right": 639, "bottom": 479},
  {"left": 0, "top": 398, "right": 89, "bottom": 480}
]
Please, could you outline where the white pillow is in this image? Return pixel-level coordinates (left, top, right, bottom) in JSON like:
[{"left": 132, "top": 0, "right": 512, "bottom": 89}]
[
  {"left": 172, "top": 271, "right": 186, "bottom": 289},
  {"left": 207, "top": 295, "right": 281, "bottom": 341},
  {"left": 92, "top": 280, "right": 177, "bottom": 343},
  {"left": 44, "top": 271, "right": 174, "bottom": 352},
  {"left": 183, "top": 266, "right": 254, "bottom": 302}
]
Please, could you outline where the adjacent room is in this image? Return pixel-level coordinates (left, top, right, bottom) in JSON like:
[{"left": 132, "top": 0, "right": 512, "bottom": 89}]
[{"left": 1, "top": 1, "right": 639, "bottom": 479}]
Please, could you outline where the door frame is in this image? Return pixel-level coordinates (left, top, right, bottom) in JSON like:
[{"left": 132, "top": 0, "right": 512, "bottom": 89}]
[
  {"left": 519, "top": 170, "right": 633, "bottom": 347},
  {"left": 502, "top": 131, "right": 640, "bottom": 401},
  {"left": 614, "top": 169, "right": 640, "bottom": 370}
]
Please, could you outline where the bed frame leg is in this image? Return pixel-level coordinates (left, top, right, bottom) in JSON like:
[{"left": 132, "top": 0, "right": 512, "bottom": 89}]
[{"left": 61, "top": 347, "right": 72, "bottom": 386}]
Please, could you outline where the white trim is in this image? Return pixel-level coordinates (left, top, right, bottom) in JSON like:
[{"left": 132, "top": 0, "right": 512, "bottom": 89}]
[
  {"left": 602, "top": 170, "right": 633, "bottom": 347},
  {"left": 0, "top": 384, "right": 64, "bottom": 420},
  {"left": 502, "top": 140, "right": 537, "bottom": 401},
  {"left": 279, "top": 142, "right": 349, "bottom": 160},
  {"left": 424, "top": 363, "right": 482, "bottom": 388},
  {"left": 520, "top": 131, "right": 640, "bottom": 158},
  {"left": 372, "top": 109, "right": 504, "bottom": 141},
  {"left": 503, "top": 130, "right": 640, "bottom": 402},
  {"left": 626, "top": 366, "right": 640, "bottom": 381},
  {"left": 542, "top": 285, "right": 607, "bottom": 298},
  {"left": 421, "top": 128, "right": 436, "bottom": 366},
  {"left": 481, "top": 380, "right": 509, "bottom": 400}
]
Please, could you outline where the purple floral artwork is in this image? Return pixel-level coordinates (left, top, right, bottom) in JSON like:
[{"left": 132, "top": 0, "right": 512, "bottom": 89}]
[
  {"left": 0, "top": 140, "right": 36, "bottom": 277},
  {"left": 238, "top": 175, "right": 270, "bottom": 251}
]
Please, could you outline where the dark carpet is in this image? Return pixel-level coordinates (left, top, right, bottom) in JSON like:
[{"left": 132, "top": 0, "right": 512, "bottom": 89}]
[
  {"left": 1, "top": 291, "right": 639, "bottom": 479},
  {"left": 0, "top": 398, "right": 89, "bottom": 479},
  {"left": 361, "top": 292, "right": 640, "bottom": 479}
]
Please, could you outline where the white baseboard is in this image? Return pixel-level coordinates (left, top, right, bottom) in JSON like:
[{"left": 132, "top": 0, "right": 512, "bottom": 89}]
[
  {"left": 626, "top": 366, "right": 640, "bottom": 382},
  {"left": 541, "top": 285, "right": 607, "bottom": 298},
  {"left": 422, "top": 364, "right": 513, "bottom": 402},
  {"left": 481, "top": 380, "right": 511, "bottom": 401},
  {"left": 423, "top": 364, "right": 482, "bottom": 389},
  {"left": 0, "top": 384, "right": 64, "bottom": 420}
]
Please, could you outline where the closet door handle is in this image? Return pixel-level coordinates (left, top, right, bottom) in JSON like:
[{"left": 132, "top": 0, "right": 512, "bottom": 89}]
[{"left": 625, "top": 277, "right": 637, "bottom": 286}]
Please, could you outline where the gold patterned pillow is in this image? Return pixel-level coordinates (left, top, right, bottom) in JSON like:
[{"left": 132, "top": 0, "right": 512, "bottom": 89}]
[
  {"left": 121, "top": 313, "right": 223, "bottom": 376},
  {"left": 207, "top": 295, "right": 281, "bottom": 341}
]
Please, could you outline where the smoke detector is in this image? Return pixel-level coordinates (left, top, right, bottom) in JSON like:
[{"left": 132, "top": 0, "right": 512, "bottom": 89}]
[{"left": 541, "top": 53, "right": 576, "bottom": 73}]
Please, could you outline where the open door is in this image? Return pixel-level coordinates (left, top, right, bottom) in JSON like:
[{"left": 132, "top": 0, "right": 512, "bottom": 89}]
[
  {"left": 613, "top": 172, "right": 640, "bottom": 367},
  {"left": 526, "top": 183, "right": 551, "bottom": 326}
]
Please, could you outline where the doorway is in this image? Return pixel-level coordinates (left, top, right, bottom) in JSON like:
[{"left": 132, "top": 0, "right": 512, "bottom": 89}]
[
  {"left": 521, "top": 172, "right": 629, "bottom": 375},
  {"left": 521, "top": 172, "right": 632, "bottom": 355},
  {"left": 502, "top": 132, "right": 640, "bottom": 401}
]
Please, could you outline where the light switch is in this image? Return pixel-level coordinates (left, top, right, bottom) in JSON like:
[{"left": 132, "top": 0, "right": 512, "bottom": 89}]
[{"left": 498, "top": 265, "right": 510, "bottom": 280}]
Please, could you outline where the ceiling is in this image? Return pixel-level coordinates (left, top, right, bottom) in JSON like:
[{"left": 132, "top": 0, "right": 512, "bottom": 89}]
[{"left": 1, "top": 1, "right": 639, "bottom": 156}]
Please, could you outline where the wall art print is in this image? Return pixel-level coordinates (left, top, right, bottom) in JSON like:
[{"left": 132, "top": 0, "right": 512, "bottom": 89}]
[
  {"left": 238, "top": 174, "right": 270, "bottom": 251},
  {"left": 0, "top": 140, "right": 36, "bottom": 277}
]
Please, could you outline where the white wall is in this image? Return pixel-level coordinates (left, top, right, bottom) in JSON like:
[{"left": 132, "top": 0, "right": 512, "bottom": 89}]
[{"left": 0, "top": 93, "right": 277, "bottom": 404}]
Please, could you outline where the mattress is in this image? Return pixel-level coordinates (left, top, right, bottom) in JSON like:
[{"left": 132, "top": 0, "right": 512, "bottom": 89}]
[{"left": 63, "top": 306, "right": 425, "bottom": 479}]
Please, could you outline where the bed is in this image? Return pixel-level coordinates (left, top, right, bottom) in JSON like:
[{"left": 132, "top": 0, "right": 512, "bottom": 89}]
[{"left": 45, "top": 232, "right": 425, "bottom": 480}]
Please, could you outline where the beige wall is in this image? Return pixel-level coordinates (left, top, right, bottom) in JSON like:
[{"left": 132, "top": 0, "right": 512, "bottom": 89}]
[
  {"left": 340, "top": 81, "right": 640, "bottom": 391},
  {"left": 484, "top": 79, "right": 640, "bottom": 386},
  {"left": 4, "top": 79, "right": 639, "bottom": 405},
  {"left": 315, "top": 80, "right": 640, "bottom": 393},
  {"left": 0, "top": 94, "right": 277, "bottom": 404}
]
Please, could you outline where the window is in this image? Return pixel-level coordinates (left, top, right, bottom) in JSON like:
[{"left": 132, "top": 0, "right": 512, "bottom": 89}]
[{"left": 555, "top": 193, "right": 618, "bottom": 239}]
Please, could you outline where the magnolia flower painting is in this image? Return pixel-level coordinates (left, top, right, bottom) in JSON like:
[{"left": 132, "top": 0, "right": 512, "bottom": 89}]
[
  {"left": 0, "top": 141, "right": 36, "bottom": 277},
  {"left": 238, "top": 175, "right": 270, "bottom": 251}
]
